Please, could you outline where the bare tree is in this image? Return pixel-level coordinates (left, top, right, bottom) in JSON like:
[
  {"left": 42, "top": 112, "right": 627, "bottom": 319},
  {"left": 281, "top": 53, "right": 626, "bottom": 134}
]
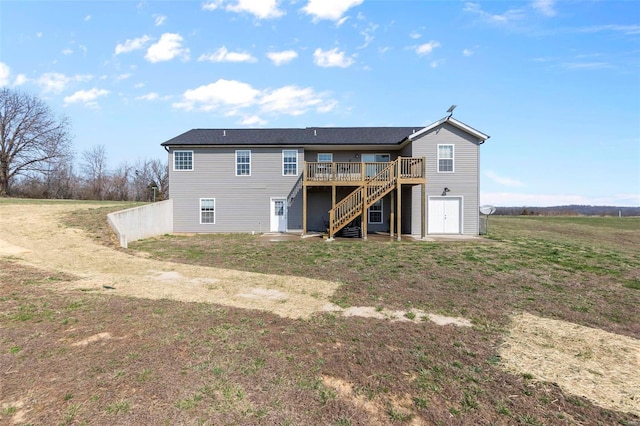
[
  {"left": 81, "top": 144, "right": 108, "bottom": 200},
  {"left": 0, "top": 88, "right": 72, "bottom": 196}
]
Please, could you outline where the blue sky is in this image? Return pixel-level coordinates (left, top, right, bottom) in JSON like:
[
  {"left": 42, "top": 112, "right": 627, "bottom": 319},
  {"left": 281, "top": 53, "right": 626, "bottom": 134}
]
[{"left": 1, "top": 0, "right": 638, "bottom": 206}]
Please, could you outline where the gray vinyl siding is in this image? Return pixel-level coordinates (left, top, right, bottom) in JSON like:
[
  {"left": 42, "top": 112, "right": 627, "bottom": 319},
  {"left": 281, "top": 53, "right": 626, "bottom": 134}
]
[
  {"left": 169, "top": 147, "right": 303, "bottom": 233},
  {"left": 409, "top": 123, "right": 481, "bottom": 235}
]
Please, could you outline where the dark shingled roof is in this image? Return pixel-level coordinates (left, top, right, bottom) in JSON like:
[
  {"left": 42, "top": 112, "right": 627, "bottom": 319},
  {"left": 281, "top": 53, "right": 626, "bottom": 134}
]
[{"left": 161, "top": 127, "right": 421, "bottom": 147}]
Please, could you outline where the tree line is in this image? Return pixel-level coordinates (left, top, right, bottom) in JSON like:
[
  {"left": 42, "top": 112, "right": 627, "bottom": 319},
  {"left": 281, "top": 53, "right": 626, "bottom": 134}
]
[{"left": 1, "top": 88, "right": 167, "bottom": 201}]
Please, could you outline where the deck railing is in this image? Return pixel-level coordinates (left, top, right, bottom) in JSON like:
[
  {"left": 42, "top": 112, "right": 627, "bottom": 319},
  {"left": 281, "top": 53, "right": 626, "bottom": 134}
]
[{"left": 305, "top": 162, "right": 400, "bottom": 182}]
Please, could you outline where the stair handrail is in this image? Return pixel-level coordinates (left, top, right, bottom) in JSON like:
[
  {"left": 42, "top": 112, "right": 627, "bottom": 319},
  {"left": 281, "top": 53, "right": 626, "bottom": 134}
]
[{"left": 328, "top": 158, "right": 399, "bottom": 238}]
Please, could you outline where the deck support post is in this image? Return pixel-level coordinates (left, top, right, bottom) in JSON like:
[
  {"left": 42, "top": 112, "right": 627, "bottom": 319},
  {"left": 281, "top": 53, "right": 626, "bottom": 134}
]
[
  {"left": 302, "top": 185, "right": 307, "bottom": 235},
  {"left": 390, "top": 190, "right": 395, "bottom": 240},
  {"left": 361, "top": 192, "right": 368, "bottom": 240},
  {"left": 421, "top": 157, "right": 426, "bottom": 239},
  {"left": 396, "top": 180, "right": 402, "bottom": 241}
]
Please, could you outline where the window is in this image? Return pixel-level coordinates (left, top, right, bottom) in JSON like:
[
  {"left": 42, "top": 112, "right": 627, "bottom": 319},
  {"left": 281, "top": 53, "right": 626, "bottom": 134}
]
[
  {"left": 362, "top": 153, "right": 390, "bottom": 178},
  {"left": 317, "top": 153, "right": 333, "bottom": 162},
  {"left": 274, "top": 200, "right": 285, "bottom": 216},
  {"left": 368, "top": 200, "right": 383, "bottom": 224},
  {"left": 236, "top": 150, "right": 251, "bottom": 176},
  {"left": 200, "top": 198, "right": 215, "bottom": 224},
  {"left": 174, "top": 150, "right": 193, "bottom": 171},
  {"left": 437, "top": 145, "right": 454, "bottom": 173},
  {"left": 283, "top": 150, "right": 298, "bottom": 176}
]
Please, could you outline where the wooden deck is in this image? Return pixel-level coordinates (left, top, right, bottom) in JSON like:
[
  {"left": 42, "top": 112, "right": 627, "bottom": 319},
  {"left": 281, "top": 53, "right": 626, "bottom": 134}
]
[
  {"left": 300, "top": 157, "right": 427, "bottom": 240},
  {"left": 304, "top": 158, "right": 425, "bottom": 186}
]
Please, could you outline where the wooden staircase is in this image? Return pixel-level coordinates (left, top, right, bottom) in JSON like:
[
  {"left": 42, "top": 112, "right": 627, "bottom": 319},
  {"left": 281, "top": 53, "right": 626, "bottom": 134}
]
[{"left": 327, "top": 157, "right": 422, "bottom": 239}]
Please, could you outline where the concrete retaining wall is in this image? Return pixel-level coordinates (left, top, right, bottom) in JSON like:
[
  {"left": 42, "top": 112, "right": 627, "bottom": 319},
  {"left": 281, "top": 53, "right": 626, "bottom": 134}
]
[{"left": 107, "top": 199, "right": 173, "bottom": 248}]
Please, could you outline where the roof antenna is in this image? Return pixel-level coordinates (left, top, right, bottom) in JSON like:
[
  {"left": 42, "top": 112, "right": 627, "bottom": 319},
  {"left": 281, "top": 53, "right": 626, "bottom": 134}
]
[{"left": 446, "top": 105, "right": 456, "bottom": 118}]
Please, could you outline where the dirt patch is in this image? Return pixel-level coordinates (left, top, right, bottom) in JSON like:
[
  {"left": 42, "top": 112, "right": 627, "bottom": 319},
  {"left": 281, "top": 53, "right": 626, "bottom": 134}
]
[
  {"left": 0, "top": 203, "right": 478, "bottom": 326},
  {"left": 321, "top": 376, "right": 425, "bottom": 425},
  {"left": 324, "top": 305, "right": 472, "bottom": 326},
  {"left": 0, "top": 203, "right": 338, "bottom": 319},
  {"left": 500, "top": 312, "right": 640, "bottom": 416}
]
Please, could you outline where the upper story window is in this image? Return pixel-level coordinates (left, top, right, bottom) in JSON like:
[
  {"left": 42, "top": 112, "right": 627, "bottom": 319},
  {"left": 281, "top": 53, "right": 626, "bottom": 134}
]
[
  {"left": 437, "top": 145, "right": 454, "bottom": 173},
  {"left": 317, "top": 153, "right": 333, "bottom": 162},
  {"left": 282, "top": 150, "right": 298, "bottom": 176},
  {"left": 236, "top": 150, "right": 251, "bottom": 176},
  {"left": 174, "top": 150, "right": 193, "bottom": 171}
]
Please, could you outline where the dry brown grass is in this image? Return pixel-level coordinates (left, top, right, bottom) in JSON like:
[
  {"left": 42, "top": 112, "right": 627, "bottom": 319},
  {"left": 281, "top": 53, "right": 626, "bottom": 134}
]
[{"left": 1, "top": 200, "right": 639, "bottom": 425}]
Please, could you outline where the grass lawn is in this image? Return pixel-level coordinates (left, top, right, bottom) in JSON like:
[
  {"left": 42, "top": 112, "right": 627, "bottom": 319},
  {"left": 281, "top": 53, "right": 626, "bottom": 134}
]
[{"left": 2, "top": 206, "right": 639, "bottom": 425}]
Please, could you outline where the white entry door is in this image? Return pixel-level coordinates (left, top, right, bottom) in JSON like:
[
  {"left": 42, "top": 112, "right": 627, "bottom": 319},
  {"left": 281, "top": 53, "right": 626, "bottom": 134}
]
[
  {"left": 428, "top": 197, "right": 462, "bottom": 234},
  {"left": 270, "top": 198, "right": 287, "bottom": 232}
]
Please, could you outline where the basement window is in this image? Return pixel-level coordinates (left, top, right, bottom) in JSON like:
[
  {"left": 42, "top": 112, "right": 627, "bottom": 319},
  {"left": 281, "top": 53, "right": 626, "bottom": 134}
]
[
  {"left": 200, "top": 198, "right": 215, "bottom": 224},
  {"left": 368, "top": 200, "right": 383, "bottom": 224}
]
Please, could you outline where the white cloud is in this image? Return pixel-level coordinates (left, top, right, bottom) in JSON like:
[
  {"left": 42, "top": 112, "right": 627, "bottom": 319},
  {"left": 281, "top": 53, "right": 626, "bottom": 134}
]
[
  {"left": 115, "top": 35, "right": 152, "bottom": 55},
  {"left": 241, "top": 115, "right": 267, "bottom": 125},
  {"left": 173, "top": 79, "right": 337, "bottom": 120},
  {"left": 14, "top": 74, "right": 27, "bottom": 86},
  {"left": 302, "top": 0, "right": 363, "bottom": 22},
  {"left": 430, "top": 59, "right": 444, "bottom": 68},
  {"left": 203, "top": 0, "right": 284, "bottom": 19},
  {"left": 562, "top": 62, "right": 612, "bottom": 70},
  {"left": 463, "top": 2, "right": 524, "bottom": 24},
  {"left": 62, "top": 48, "right": 73, "bottom": 55},
  {"left": 463, "top": 49, "right": 474, "bottom": 57},
  {"left": 116, "top": 73, "right": 132, "bottom": 81},
  {"left": 266, "top": 50, "right": 298, "bottom": 65},
  {"left": 84, "top": 15, "right": 91, "bottom": 21},
  {"left": 359, "top": 22, "right": 378, "bottom": 48},
  {"left": 137, "top": 92, "right": 160, "bottom": 101},
  {"left": 481, "top": 192, "right": 640, "bottom": 207},
  {"left": 198, "top": 46, "right": 257, "bottom": 63},
  {"left": 313, "top": 47, "right": 355, "bottom": 68},
  {"left": 63, "top": 88, "right": 109, "bottom": 107},
  {"left": 260, "top": 86, "right": 326, "bottom": 116},
  {"left": 532, "top": 0, "right": 556, "bottom": 17},
  {"left": 173, "top": 79, "right": 260, "bottom": 112},
  {"left": 154, "top": 14, "right": 167, "bottom": 26},
  {"left": 577, "top": 25, "right": 640, "bottom": 36},
  {"left": 145, "top": 33, "right": 189, "bottom": 63},
  {"left": 409, "top": 31, "right": 421, "bottom": 40},
  {"left": 485, "top": 170, "right": 525, "bottom": 187},
  {"left": 37, "top": 72, "right": 93, "bottom": 94},
  {"left": 415, "top": 41, "right": 441, "bottom": 56},
  {"left": 202, "top": 0, "right": 223, "bottom": 11},
  {"left": 0, "top": 62, "right": 10, "bottom": 87},
  {"left": 136, "top": 92, "right": 170, "bottom": 101}
]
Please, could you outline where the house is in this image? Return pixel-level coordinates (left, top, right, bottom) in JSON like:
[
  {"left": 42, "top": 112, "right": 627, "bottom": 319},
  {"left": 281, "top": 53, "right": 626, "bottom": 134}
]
[{"left": 161, "top": 115, "right": 489, "bottom": 239}]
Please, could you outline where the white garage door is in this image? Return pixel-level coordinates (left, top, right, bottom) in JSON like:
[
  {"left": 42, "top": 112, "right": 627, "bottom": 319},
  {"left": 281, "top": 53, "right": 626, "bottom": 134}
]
[{"left": 428, "top": 197, "right": 462, "bottom": 234}]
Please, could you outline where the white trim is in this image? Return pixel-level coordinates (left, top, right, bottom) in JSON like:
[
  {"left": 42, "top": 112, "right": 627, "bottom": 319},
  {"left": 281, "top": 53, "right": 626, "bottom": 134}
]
[
  {"left": 437, "top": 144, "right": 454, "bottom": 173},
  {"left": 410, "top": 116, "right": 489, "bottom": 141},
  {"left": 199, "top": 197, "right": 216, "bottom": 224},
  {"left": 270, "top": 196, "right": 288, "bottom": 232},
  {"left": 282, "top": 149, "right": 298, "bottom": 176},
  {"left": 235, "top": 149, "right": 251, "bottom": 176},
  {"left": 173, "top": 150, "right": 194, "bottom": 171},
  {"left": 368, "top": 199, "right": 383, "bottom": 224},
  {"left": 428, "top": 196, "right": 463, "bottom": 234}
]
